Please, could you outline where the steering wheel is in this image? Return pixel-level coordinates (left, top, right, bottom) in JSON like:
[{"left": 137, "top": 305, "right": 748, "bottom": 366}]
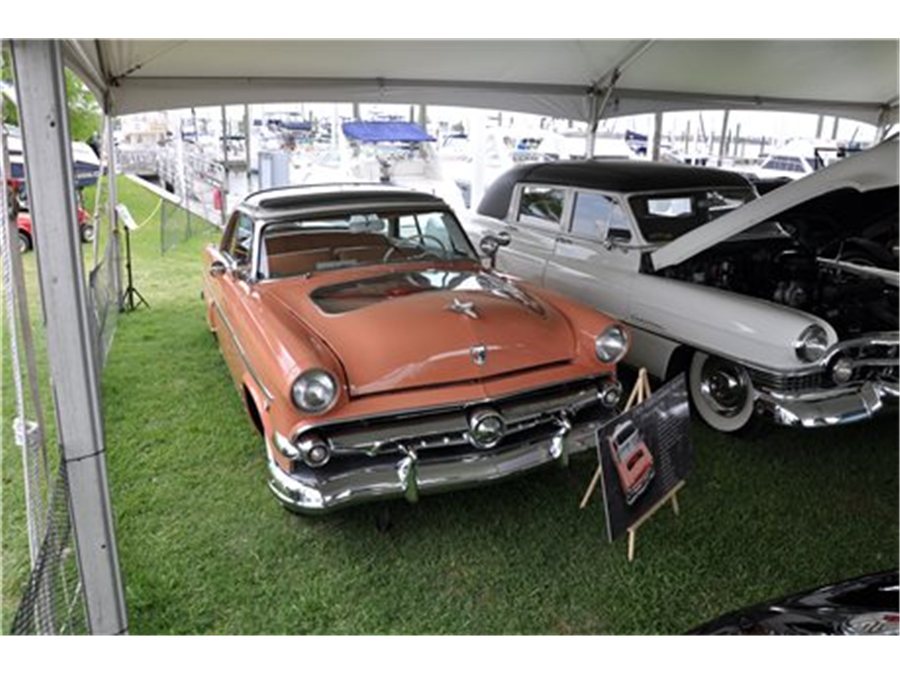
[{"left": 383, "top": 234, "right": 449, "bottom": 262}]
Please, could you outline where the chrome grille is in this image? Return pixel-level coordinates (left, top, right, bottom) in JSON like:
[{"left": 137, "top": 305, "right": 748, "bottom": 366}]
[
  {"left": 749, "top": 369, "right": 824, "bottom": 393},
  {"left": 749, "top": 332, "right": 898, "bottom": 393},
  {"left": 828, "top": 339, "right": 899, "bottom": 385},
  {"left": 298, "top": 377, "right": 608, "bottom": 459}
]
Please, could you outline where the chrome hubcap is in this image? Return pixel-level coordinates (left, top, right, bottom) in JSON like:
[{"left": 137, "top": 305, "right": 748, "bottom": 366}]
[{"left": 699, "top": 357, "right": 750, "bottom": 417}]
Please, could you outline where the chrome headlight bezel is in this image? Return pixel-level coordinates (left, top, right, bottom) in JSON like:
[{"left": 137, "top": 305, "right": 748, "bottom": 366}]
[
  {"left": 291, "top": 369, "right": 338, "bottom": 414},
  {"left": 595, "top": 325, "right": 629, "bottom": 364},
  {"left": 794, "top": 324, "right": 829, "bottom": 363}
]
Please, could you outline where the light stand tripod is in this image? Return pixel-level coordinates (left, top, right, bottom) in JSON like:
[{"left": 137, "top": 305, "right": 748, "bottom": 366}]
[{"left": 117, "top": 204, "right": 149, "bottom": 312}]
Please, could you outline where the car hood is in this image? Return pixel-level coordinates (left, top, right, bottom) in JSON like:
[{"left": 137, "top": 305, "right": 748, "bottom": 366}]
[
  {"left": 264, "top": 267, "right": 576, "bottom": 397},
  {"left": 690, "top": 570, "right": 899, "bottom": 635},
  {"left": 651, "top": 139, "right": 899, "bottom": 271}
]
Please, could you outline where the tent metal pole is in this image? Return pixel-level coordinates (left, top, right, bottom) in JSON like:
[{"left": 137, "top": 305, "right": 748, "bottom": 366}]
[
  {"left": 105, "top": 114, "right": 123, "bottom": 310},
  {"left": 717, "top": 109, "right": 731, "bottom": 167},
  {"left": 585, "top": 67, "right": 623, "bottom": 158},
  {"left": 11, "top": 39, "right": 128, "bottom": 636},
  {"left": 220, "top": 105, "right": 229, "bottom": 224},
  {"left": 244, "top": 103, "right": 252, "bottom": 192},
  {"left": 651, "top": 112, "right": 663, "bottom": 161},
  {"left": 470, "top": 109, "right": 487, "bottom": 211}
]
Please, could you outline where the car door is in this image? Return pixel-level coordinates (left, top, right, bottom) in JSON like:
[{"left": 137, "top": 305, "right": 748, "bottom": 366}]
[
  {"left": 543, "top": 189, "right": 641, "bottom": 321},
  {"left": 494, "top": 183, "right": 568, "bottom": 284},
  {"left": 206, "top": 210, "right": 256, "bottom": 387}
]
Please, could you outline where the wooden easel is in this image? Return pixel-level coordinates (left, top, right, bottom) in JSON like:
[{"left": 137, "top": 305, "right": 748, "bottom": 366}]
[
  {"left": 626, "top": 480, "right": 683, "bottom": 562},
  {"left": 579, "top": 368, "right": 682, "bottom": 562}
]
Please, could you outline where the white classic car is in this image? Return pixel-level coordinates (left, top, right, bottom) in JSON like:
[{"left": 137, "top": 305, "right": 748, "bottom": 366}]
[{"left": 467, "top": 140, "right": 899, "bottom": 432}]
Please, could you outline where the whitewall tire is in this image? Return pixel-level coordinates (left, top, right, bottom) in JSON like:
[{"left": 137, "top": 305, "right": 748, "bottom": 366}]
[{"left": 688, "top": 352, "right": 757, "bottom": 433}]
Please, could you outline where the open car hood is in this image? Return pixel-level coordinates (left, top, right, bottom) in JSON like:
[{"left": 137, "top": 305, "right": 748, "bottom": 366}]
[{"left": 650, "top": 138, "right": 899, "bottom": 271}]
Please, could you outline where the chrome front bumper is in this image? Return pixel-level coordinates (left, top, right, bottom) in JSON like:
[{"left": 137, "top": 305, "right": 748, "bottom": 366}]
[
  {"left": 755, "top": 380, "right": 898, "bottom": 428},
  {"left": 267, "top": 416, "right": 604, "bottom": 514}
]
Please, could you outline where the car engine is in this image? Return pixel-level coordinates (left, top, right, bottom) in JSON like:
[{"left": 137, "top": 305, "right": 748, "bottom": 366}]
[{"left": 656, "top": 237, "right": 899, "bottom": 339}]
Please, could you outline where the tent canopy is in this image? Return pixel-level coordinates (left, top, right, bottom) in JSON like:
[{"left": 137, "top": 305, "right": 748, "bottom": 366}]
[{"left": 63, "top": 39, "right": 898, "bottom": 125}]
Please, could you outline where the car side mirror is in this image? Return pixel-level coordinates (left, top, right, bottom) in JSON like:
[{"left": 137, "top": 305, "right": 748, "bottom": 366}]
[
  {"left": 603, "top": 228, "right": 633, "bottom": 250},
  {"left": 479, "top": 232, "right": 511, "bottom": 267},
  {"left": 209, "top": 260, "right": 227, "bottom": 278},
  {"left": 232, "top": 264, "right": 253, "bottom": 283}
]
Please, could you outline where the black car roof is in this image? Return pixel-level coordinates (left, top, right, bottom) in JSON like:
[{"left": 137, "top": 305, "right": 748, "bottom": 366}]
[
  {"left": 241, "top": 183, "right": 448, "bottom": 217},
  {"left": 477, "top": 160, "right": 752, "bottom": 219}
]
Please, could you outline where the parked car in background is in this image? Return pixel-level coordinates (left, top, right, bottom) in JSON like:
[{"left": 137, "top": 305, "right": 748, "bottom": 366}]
[
  {"left": 9, "top": 179, "right": 94, "bottom": 253},
  {"left": 468, "top": 139, "right": 898, "bottom": 433},
  {"left": 203, "top": 184, "right": 627, "bottom": 514},
  {"left": 691, "top": 570, "right": 899, "bottom": 635}
]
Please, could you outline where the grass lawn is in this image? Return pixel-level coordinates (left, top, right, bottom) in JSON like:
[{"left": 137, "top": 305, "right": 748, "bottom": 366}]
[{"left": 3, "top": 176, "right": 898, "bottom": 634}]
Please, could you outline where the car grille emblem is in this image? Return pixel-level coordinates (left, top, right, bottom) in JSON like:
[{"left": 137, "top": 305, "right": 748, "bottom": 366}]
[
  {"left": 470, "top": 345, "right": 488, "bottom": 366},
  {"left": 467, "top": 407, "right": 506, "bottom": 449},
  {"left": 447, "top": 297, "right": 479, "bottom": 319}
]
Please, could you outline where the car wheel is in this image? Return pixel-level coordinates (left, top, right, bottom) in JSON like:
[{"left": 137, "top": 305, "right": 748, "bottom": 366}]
[
  {"left": 17, "top": 231, "right": 32, "bottom": 254},
  {"left": 80, "top": 223, "right": 95, "bottom": 243},
  {"left": 688, "top": 352, "right": 757, "bottom": 433}
]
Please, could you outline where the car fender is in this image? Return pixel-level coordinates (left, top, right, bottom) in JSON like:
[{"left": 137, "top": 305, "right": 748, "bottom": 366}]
[{"left": 628, "top": 274, "right": 838, "bottom": 372}]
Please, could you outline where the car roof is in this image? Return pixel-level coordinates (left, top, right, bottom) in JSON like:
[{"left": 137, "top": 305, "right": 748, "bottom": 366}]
[
  {"left": 241, "top": 183, "right": 449, "bottom": 218},
  {"left": 477, "top": 160, "right": 752, "bottom": 219}
]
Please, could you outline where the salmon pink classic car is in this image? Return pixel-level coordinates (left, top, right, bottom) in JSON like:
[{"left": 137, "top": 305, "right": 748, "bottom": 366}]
[{"left": 203, "top": 184, "right": 628, "bottom": 513}]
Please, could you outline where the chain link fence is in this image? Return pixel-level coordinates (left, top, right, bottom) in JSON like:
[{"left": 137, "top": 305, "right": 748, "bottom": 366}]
[
  {"left": 160, "top": 190, "right": 220, "bottom": 254},
  {"left": 9, "top": 463, "right": 89, "bottom": 635},
  {"left": 88, "top": 232, "right": 120, "bottom": 366}
]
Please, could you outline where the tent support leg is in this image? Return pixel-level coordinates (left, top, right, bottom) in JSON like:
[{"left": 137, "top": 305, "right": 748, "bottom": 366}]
[
  {"left": 11, "top": 39, "right": 128, "bottom": 636},
  {"left": 105, "top": 114, "right": 123, "bottom": 310}
]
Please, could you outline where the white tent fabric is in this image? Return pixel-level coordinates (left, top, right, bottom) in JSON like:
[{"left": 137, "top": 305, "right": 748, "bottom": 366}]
[{"left": 63, "top": 39, "right": 898, "bottom": 124}]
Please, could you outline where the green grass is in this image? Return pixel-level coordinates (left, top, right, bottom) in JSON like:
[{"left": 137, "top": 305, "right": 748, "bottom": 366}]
[{"left": 3, "top": 176, "right": 898, "bottom": 633}]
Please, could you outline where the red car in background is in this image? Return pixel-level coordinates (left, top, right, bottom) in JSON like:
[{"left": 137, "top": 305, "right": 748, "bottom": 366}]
[
  {"left": 608, "top": 420, "right": 655, "bottom": 506},
  {"left": 8, "top": 179, "right": 93, "bottom": 254}
]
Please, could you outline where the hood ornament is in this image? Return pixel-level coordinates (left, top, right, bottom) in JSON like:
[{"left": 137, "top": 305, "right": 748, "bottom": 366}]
[
  {"left": 470, "top": 345, "right": 488, "bottom": 366},
  {"left": 447, "top": 297, "right": 479, "bottom": 319}
]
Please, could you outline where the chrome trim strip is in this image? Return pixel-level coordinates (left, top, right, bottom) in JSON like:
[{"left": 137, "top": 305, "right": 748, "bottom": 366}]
[{"left": 212, "top": 302, "right": 275, "bottom": 402}]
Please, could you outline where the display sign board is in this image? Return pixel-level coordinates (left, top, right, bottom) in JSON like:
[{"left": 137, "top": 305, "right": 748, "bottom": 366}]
[
  {"left": 115, "top": 203, "right": 137, "bottom": 231},
  {"left": 596, "top": 374, "right": 694, "bottom": 542}
]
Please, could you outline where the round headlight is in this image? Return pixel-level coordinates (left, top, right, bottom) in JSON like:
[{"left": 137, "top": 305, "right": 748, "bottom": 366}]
[
  {"left": 794, "top": 325, "right": 829, "bottom": 363},
  {"left": 595, "top": 325, "right": 629, "bottom": 364},
  {"left": 291, "top": 369, "right": 337, "bottom": 413}
]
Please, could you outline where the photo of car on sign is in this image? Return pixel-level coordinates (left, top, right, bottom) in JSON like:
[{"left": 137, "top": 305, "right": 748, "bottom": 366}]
[{"left": 608, "top": 419, "right": 655, "bottom": 506}]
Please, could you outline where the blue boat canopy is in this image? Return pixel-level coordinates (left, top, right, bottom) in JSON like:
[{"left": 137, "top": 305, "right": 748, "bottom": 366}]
[{"left": 342, "top": 121, "right": 435, "bottom": 143}]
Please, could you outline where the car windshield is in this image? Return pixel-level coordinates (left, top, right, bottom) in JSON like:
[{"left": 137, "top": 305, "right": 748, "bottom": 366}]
[
  {"left": 258, "top": 208, "right": 477, "bottom": 279},
  {"left": 629, "top": 187, "right": 757, "bottom": 243},
  {"left": 613, "top": 425, "right": 640, "bottom": 461}
]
